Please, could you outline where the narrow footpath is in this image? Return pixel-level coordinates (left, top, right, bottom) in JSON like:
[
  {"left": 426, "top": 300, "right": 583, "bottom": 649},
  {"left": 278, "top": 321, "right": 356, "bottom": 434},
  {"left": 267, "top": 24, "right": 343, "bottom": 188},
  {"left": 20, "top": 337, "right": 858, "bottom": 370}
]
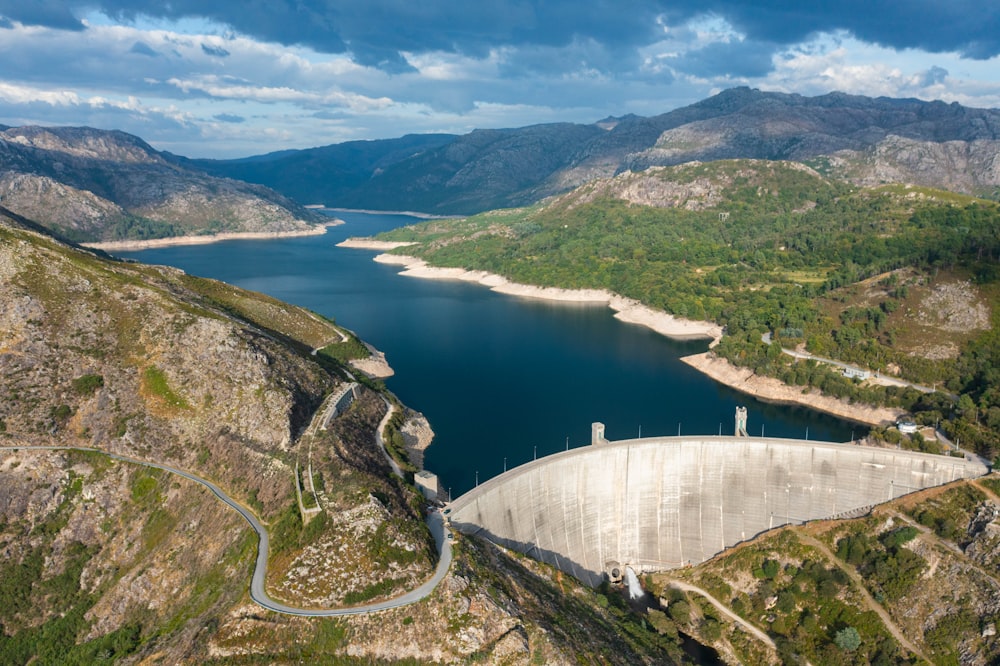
[
  {"left": 663, "top": 579, "right": 777, "bottom": 652},
  {"left": 0, "top": 444, "right": 451, "bottom": 617},
  {"left": 791, "top": 527, "right": 931, "bottom": 663}
]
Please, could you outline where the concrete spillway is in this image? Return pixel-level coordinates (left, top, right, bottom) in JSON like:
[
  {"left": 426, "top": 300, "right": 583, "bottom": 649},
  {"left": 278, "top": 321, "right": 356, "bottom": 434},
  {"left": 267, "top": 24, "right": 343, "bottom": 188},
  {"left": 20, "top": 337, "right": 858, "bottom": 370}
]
[{"left": 448, "top": 435, "right": 989, "bottom": 586}]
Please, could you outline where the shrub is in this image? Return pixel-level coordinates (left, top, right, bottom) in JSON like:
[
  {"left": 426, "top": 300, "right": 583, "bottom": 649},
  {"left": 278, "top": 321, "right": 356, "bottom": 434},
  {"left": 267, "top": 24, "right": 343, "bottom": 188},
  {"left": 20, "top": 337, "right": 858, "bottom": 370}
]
[
  {"left": 834, "top": 626, "right": 861, "bottom": 651},
  {"left": 668, "top": 600, "right": 690, "bottom": 624},
  {"left": 71, "top": 374, "right": 104, "bottom": 396}
]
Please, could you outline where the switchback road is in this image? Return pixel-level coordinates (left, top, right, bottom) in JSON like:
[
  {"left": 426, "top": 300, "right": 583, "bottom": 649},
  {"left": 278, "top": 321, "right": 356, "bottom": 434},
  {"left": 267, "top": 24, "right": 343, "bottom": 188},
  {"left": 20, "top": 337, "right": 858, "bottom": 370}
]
[{"left": 0, "top": 445, "right": 451, "bottom": 617}]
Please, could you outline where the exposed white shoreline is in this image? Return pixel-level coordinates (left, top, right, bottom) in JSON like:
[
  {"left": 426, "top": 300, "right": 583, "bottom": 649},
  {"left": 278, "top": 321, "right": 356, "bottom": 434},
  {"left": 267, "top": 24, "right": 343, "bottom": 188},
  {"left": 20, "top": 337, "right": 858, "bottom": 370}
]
[
  {"left": 336, "top": 238, "right": 418, "bottom": 250},
  {"left": 326, "top": 207, "right": 461, "bottom": 220},
  {"left": 681, "top": 352, "right": 904, "bottom": 427},
  {"left": 364, "top": 251, "right": 902, "bottom": 427},
  {"left": 371, "top": 253, "right": 724, "bottom": 342},
  {"left": 83, "top": 220, "right": 341, "bottom": 252}
]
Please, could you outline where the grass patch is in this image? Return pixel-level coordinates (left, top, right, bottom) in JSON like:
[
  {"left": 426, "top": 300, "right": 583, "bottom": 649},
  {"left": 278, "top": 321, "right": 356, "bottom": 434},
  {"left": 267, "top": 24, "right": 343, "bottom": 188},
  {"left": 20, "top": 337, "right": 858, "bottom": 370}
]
[
  {"left": 141, "top": 365, "right": 190, "bottom": 410},
  {"left": 342, "top": 577, "right": 406, "bottom": 604},
  {"left": 317, "top": 335, "right": 370, "bottom": 363}
]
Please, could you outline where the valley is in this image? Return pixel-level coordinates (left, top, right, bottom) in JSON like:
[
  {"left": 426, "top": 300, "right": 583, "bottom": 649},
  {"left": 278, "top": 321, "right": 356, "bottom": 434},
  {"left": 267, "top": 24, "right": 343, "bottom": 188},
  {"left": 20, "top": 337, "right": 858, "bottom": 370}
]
[{"left": 2, "top": 87, "right": 1000, "bottom": 664}]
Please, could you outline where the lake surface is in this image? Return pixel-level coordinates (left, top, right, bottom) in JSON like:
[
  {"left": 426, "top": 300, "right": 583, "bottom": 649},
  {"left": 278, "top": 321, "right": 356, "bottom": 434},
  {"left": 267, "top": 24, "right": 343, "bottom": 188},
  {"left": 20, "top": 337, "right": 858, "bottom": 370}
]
[{"left": 120, "top": 211, "right": 855, "bottom": 496}]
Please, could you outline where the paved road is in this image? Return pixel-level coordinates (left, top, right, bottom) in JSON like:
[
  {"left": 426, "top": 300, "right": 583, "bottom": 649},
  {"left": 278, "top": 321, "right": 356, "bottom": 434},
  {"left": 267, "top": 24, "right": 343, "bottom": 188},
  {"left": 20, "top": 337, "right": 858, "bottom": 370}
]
[
  {"left": 762, "top": 333, "right": 941, "bottom": 395},
  {"left": 0, "top": 445, "right": 451, "bottom": 616}
]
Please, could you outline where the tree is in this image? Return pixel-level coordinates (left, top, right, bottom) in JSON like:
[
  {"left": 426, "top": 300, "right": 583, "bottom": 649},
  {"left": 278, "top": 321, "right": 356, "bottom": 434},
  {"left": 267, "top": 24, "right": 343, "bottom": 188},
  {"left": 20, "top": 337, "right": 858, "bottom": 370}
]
[{"left": 834, "top": 626, "right": 861, "bottom": 652}]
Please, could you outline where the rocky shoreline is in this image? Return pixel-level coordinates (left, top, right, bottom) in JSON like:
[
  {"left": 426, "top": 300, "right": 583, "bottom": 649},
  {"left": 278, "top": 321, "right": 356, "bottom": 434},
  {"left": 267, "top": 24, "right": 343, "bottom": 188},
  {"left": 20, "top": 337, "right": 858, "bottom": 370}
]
[
  {"left": 681, "top": 352, "right": 904, "bottom": 427},
  {"left": 348, "top": 343, "right": 395, "bottom": 379},
  {"left": 85, "top": 220, "right": 341, "bottom": 251},
  {"left": 369, "top": 252, "right": 724, "bottom": 342},
  {"left": 400, "top": 412, "right": 435, "bottom": 469},
  {"left": 337, "top": 238, "right": 417, "bottom": 250}
]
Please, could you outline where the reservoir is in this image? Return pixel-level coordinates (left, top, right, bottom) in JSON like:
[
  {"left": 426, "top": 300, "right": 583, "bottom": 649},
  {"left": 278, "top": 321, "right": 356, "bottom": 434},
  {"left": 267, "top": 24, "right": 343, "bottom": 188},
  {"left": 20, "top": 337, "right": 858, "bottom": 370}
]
[{"left": 119, "top": 211, "right": 854, "bottom": 495}]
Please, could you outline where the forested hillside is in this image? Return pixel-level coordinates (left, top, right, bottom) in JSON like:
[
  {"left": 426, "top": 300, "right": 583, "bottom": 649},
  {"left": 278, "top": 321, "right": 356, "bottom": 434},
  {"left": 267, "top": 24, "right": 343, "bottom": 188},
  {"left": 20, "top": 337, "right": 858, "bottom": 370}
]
[{"left": 379, "top": 160, "right": 1000, "bottom": 456}]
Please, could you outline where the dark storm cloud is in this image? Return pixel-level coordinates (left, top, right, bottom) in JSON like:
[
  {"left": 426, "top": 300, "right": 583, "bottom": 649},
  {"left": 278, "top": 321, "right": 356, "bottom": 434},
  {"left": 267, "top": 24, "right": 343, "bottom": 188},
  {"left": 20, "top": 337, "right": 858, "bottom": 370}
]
[
  {"left": 2, "top": 0, "right": 998, "bottom": 73},
  {"left": 691, "top": 0, "right": 1000, "bottom": 60},
  {"left": 0, "top": 2, "right": 85, "bottom": 30}
]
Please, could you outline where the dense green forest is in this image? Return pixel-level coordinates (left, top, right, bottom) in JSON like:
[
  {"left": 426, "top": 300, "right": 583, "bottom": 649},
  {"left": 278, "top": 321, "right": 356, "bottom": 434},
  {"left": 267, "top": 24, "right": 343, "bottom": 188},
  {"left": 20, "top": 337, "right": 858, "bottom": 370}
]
[{"left": 380, "top": 161, "right": 1000, "bottom": 457}]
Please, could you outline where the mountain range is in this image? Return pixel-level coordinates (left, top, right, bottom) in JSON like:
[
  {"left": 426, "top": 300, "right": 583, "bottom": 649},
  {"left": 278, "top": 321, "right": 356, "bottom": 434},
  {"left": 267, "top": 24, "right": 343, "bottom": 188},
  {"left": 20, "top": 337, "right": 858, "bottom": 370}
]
[
  {"left": 0, "top": 125, "right": 326, "bottom": 242},
  {"left": 189, "top": 87, "right": 1000, "bottom": 214},
  {"left": 2, "top": 88, "right": 999, "bottom": 240}
]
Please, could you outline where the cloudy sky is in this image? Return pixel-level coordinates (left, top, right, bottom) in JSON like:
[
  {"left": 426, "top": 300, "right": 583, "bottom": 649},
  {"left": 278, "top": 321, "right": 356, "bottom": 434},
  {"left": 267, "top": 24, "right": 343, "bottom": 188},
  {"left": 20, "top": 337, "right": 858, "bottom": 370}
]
[{"left": 1, "top": 1, "right": 999, "bottom": 158}]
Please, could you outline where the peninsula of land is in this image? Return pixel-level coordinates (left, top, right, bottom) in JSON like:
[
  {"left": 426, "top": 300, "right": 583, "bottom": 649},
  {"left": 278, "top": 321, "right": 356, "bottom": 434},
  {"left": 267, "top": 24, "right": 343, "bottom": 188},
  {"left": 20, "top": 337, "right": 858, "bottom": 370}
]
[
  {"left": 340, "top": 241, "right": 902, "bottom": 428},
  {"left": 361, "top": 250, "right": 725, "bottom": 341},
  {"left": 682, "top": 352, "right": 904, "bottom": 427},
  {"left": 86, "top": 220, "right": 341, "bottom": 251}
]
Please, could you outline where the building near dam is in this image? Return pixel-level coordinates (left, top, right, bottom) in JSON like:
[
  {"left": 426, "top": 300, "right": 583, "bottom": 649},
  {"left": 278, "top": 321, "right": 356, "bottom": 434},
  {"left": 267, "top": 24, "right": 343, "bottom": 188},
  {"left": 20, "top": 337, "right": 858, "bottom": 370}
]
[{"left": 448, "top": 424, "right": 989, "bottom": 587}]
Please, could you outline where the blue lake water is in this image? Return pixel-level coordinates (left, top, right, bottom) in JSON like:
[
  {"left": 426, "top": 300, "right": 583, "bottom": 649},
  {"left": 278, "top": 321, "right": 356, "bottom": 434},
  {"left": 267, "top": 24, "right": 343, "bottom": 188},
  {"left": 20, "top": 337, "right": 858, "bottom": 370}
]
[{"left": 119, "top": 211, "right": 855, "bottom": 496}]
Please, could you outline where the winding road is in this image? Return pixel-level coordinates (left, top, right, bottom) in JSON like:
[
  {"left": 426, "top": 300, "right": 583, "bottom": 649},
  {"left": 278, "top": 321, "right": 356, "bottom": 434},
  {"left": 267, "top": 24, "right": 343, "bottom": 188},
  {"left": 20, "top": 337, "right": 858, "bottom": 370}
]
[
  {"left": 0, "top": 445, "right": 452, "bottom": 617},
  {"left": 761, "top": 332, "right": 942, "bottom": 395},
  {"left": 375, "top": 396, "right": 405, "bottom": 478}
]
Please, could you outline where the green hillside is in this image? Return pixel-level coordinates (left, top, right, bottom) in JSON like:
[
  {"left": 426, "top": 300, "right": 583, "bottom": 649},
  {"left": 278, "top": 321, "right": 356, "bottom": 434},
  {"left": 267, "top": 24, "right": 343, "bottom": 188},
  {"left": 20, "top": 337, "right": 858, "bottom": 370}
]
[{"left": 380, "top": 161, "right": 1000, "bottom": 456}]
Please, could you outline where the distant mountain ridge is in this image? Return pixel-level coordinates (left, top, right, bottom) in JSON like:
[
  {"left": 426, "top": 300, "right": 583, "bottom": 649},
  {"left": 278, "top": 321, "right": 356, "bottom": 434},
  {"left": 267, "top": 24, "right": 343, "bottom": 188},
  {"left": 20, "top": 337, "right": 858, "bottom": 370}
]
[
  {"left": 4, "top": 89, "right": 999, "bottom": 232},
  {"left": 0, "top": 125, "right": 326, "bottom": 242},
  {"left": 189, "top": 88, "right": 1000, "bottom": 213}
]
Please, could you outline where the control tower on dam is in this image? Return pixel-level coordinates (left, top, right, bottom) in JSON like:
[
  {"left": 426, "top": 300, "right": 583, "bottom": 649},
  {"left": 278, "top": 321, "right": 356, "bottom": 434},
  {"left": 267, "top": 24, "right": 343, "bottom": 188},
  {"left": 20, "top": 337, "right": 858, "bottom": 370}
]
[{"left": 447, "top": 428, "right": 989, "bottom": 587}]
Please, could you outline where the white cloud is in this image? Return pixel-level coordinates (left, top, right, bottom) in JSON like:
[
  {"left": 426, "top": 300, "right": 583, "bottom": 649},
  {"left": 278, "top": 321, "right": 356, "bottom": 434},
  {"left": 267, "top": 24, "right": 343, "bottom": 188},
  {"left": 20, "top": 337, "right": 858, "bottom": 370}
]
[
  {"left": 757, "top": 34, "right": 1000, "bottom": 108},
  {"left": 1, "top": 11, "right": 999, "bottom": 158}
]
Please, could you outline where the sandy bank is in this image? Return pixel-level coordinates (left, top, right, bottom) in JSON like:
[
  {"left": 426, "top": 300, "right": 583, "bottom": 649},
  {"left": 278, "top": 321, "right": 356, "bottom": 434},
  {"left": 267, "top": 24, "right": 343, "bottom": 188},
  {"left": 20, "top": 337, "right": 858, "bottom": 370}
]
[
  {"left": 373, "top": 254, "right": 723, "bottom": 342},
  {"left": 336, "top": 238, "right": 417, "bottom": 250},
  {"left": 681, "top": 352, "right": 904, "bottom": 427},
  {"left": 84, "top": 220, "right": 341, "bottom": 251},
  {"left": 349, "top": 343, "right": 394, "bottom": 379}
]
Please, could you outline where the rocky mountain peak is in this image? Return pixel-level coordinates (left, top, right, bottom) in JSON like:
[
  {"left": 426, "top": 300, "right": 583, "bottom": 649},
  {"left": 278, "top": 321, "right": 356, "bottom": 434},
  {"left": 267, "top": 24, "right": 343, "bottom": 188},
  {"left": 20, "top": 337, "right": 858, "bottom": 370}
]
[{"left": 1, "top": 125, "right": 164, "bottom": 164}]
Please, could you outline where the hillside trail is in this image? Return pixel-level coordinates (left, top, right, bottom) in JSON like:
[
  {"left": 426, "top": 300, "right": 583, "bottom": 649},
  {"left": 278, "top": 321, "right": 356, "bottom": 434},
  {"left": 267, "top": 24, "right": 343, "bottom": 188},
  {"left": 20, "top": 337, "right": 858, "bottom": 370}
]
[
  {"left": 662, "top": 579, "right": 777, "bottom": 652},
  {"left": 791, "top": 528, "right": 931, "bottom": 663},
  {"left": 971, "top": 477, "right": 1000, "bottom": 504}
]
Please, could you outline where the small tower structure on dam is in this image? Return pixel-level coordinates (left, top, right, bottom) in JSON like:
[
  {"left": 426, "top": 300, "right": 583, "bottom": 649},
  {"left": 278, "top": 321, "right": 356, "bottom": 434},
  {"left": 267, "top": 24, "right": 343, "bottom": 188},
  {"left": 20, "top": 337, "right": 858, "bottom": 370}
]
[
  {"left": 415, "top": 470, "right": 440, "bottom": 501},
  {"left": 591, "top": 422, "right": 608, "bottom": 446},
  {"left": 735, "top": 406, "right": 749, "bottom": 437}
]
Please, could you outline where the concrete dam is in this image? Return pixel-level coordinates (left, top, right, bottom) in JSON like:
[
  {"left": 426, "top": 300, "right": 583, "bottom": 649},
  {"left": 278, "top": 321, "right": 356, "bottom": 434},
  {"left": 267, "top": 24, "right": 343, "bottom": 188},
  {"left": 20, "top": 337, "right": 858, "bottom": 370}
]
[{"left": 448, "top": 427, "right": 989, "bottom": 586}]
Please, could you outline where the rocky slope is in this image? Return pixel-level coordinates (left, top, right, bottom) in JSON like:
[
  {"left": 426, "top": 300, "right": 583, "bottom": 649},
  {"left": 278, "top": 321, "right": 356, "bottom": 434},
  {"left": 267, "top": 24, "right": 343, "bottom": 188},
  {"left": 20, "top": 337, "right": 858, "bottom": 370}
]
[
  {"left": 0, "top": 126, "right": 326, "bottom": 242},
  {"left": 189, "top": 88, "right": 1000, "bottom": 214},
  {"left": 651, "top": 478, "right": 1000, "bottom": 665},
  {"left": 0, "top": 210, "right": 690, "bottom": 663}
]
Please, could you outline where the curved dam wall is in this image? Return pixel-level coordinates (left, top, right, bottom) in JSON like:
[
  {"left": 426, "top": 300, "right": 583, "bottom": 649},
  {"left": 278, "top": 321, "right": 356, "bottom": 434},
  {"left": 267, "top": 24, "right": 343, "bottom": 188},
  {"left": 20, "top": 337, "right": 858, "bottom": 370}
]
[{"left": 448, "top": 436, "right": 989, "bottom": 587}]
